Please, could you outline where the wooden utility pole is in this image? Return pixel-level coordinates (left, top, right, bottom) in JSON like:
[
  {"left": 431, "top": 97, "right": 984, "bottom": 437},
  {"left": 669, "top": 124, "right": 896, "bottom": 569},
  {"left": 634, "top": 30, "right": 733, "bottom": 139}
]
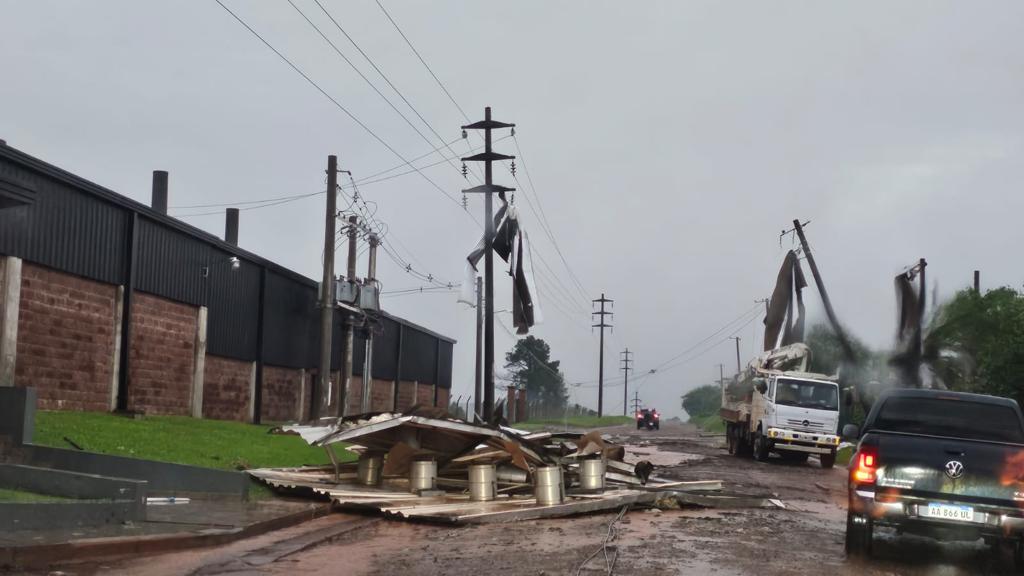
[
  {"left": 341, "top": 215, "right": 358, "bottom": 416},
  {"left": 461, "top": 107, "right": 515, "bottom": 423},
  {"left": 592, "top": 294, "right": 614, "bottom": 417},
  {"left": 729, "top": 336, "right": 741, "bottom": 374},
  {"left": 316, "top": 156, "right": 338, "bottom": 419},
  {"left": 792, "top": 219, "right": 855, "bottom": 360},
  {"left": 474, "top": 276, "right": 483, "bottom": 423},
  {"left": 620, "top": 349, "right": 633, "bottom": 416},
  {"left": 360, "top": 233, "right": 379, "bottom": 414},
  {"left": 974, "top": 270, "right": 980, "bottom": 294}
]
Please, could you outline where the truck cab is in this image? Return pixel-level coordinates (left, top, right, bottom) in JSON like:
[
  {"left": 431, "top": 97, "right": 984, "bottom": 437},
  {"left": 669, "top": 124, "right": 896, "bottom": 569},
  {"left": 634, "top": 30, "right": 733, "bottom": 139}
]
[{"left": 753, "top": 374, "right": 841, "bottom": 467}]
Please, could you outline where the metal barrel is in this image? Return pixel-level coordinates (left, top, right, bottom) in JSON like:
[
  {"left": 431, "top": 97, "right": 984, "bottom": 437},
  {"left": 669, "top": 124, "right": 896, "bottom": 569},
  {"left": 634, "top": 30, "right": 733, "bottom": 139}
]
[
  {"left": 534, "top": 466, "right": 564, "bottom": 505},
  {"left": 409, "top": 460, "right": 437, "bottom": 492},
  {"left": 356, "top": 454, "right": 383, "bottom": 486},
  {"left": 579, "top": 459, "right": 606, "bottom": 492},
  {"left": 468, "top": 464, "right": 497, "bottom": 502}
]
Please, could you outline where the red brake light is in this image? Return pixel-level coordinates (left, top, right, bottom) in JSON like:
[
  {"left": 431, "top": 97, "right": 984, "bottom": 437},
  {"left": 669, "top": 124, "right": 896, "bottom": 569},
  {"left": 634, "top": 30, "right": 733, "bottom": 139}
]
[
  {"left": 636, "top": 412, "right": 642, "bottom": 419},
  {"left": 653, "top": 413, "right": 659, "bottom": 419},
  {"left": 852, "top": 447, "right": 878, "bottom": 484}
]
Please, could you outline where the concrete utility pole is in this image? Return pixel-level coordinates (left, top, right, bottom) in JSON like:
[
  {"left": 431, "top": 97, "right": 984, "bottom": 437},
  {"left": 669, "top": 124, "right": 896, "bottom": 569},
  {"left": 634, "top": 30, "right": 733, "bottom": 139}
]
[
  {"left": 620, "top": 349, "right": 633, "bottom": 417},
  {"left": 631, "top": 391, "right": 641, "bottom": 416},
  {"left": 792, "top": 219, "right": 855, "bottom": 360},
  {"left": 361, "top": 234, "right": 379, "bottom": 414},
  {"left": 717, "top": 363, "right": 725, "bottom": 393},
  {"left": 974, "top": 270, "right": 981, "bottom": 294},
  {"left": 729, "top": 336, "right": 741, "bottom": 374},
  {"left": 341, "top": 215, "right": 358, "bottom": 417},
  {"left": 592, "top": 294, "right": 614, "bottom": 417},
  {"left": 317, "top": 156, "right": 338, "bottom": 419},
  {"left": 474, "top": 276, "right": 483, "bottom": 423},
  {"left": 461, "top": 107, "right": 515, "bottom": 423}
]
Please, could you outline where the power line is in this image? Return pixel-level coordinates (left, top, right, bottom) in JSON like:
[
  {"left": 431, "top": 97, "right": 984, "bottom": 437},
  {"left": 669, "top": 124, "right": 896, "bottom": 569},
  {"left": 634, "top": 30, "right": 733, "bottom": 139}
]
[
  {"left": 212, "top": 0, "right": 475, "bottom": 222},
  {"left": 374, "top": 0, "right": 471, "bottom": 123},
  {"left": 311, "top": 0, "right": 482, "bottom": 183},
  {"left": 286, "top": 0, "right": 476, "bottom": 186}
]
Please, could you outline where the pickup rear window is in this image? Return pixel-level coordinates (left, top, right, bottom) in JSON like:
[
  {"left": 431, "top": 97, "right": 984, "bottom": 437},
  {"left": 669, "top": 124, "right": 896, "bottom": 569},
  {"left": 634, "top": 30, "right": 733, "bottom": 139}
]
[{"left": 874, "top": 396, "right": 1024, "bottom": 443}]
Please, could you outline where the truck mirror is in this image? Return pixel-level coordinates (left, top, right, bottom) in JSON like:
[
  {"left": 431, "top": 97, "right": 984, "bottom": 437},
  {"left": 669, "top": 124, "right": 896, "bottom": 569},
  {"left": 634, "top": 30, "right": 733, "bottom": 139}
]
[
  {"left": 754, "top": 379, "right": 767, "bottom": 395},
  {"left": 842, "top": 424, "right": 859, "bottom": 440}
]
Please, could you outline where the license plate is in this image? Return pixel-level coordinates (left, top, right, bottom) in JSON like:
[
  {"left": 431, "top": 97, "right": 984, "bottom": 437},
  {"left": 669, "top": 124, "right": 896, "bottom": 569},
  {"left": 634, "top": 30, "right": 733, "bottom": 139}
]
[{"left": 923, "top": 503, "right": 974, "bottom": 522}]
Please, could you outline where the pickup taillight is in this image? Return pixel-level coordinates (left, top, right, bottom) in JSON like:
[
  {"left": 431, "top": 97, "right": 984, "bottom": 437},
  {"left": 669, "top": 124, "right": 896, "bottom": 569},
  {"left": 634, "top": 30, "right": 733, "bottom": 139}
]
[{"left": 852, "top": 447, "right": 878, "bottom": 484}]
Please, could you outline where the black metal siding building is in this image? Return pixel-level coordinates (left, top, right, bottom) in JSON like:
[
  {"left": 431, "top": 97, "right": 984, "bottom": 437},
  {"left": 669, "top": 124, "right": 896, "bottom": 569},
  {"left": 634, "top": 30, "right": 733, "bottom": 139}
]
[{"left": 0, "top": 142, "right": 454, "bottom": 417}]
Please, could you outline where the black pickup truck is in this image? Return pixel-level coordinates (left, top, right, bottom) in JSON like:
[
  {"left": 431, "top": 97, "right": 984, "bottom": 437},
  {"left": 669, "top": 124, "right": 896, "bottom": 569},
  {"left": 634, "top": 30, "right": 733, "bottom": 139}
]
[{"left": 845, "top": 388, "right": 1024, "bottom": 564}]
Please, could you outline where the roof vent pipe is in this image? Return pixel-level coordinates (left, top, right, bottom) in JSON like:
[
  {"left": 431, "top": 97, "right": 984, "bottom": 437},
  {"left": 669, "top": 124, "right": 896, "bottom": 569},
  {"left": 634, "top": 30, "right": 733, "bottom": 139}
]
[
  {"left": 151, "top": 170, "right": 168, "bottom": 214},
  {"left": 225, "top": 208, "right": 239, "bottom": 246}
]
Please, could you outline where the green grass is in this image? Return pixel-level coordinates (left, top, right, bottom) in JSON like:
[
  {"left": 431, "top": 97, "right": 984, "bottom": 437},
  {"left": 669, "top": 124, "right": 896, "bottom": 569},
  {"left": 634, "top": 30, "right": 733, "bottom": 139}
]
[
  {"left": 0, "top": 487, "right": 74, "bottom": 503},
  {"left": 34, "top": 411, "right": 349, "bottom": 471},
  {"left": 836, "top": 444, "right": 855, "bottom": 466},
  {"left": 692, "top": 413, "right": 726, "bottom": 434},
  {"left": 515, "top": 415, "right": 635, "bottom": 431}
]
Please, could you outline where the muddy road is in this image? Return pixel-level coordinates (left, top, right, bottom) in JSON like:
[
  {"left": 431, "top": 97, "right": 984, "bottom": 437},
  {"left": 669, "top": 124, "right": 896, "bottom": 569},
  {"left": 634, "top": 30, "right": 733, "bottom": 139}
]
[{"left": 86, "top": 421, "right": 1019, "bottom": 575}]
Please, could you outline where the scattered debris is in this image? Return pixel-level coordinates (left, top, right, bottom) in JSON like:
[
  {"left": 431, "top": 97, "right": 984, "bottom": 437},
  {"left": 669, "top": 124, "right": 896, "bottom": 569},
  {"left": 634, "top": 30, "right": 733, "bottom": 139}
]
[{"left": 252, "top": 411, "right": 724, "bottom": 524}]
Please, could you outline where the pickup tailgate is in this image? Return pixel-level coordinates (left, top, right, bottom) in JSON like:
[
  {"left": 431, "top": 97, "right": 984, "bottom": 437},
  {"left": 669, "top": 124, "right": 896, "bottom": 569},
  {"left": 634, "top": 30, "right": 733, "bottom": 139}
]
[{"left": 875, "top": 433, "right": 1024, "bottom": 506}]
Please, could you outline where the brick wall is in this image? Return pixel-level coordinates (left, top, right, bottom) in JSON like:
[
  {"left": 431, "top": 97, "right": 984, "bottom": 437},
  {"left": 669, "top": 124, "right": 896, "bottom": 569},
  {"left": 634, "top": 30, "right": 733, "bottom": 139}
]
[
  {"left": 437, "top": 387, "right": 450, "bottom": 411},
  {"left": 345, "top": 375, "right": 363, "bottom": 415},
  {"left": 370, "top": 379, "right": 393, "bottom": 412},
  {"left": 202, "top": 355, "right": 252, "bottom": 421},
  {"left": 261, "top": 365, "right": 302, "bottom": 422},
  {"left": 128, "top": 292, "right": 196, "bottom": 415},
  {"left": 416, "top": 382, "right": 435, "bottom": 407},
  {"left": 15, "top": 263, "right": 117, "bottom": 411},
  {"left": 396, "top": 381, "right": 416, "bottom": 411}
]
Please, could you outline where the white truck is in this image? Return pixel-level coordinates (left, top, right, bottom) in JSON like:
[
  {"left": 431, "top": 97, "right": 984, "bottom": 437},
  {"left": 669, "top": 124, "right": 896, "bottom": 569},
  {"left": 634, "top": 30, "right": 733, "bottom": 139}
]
[{"left": 720, "top": 344, "right": 841, "bottom": 468}]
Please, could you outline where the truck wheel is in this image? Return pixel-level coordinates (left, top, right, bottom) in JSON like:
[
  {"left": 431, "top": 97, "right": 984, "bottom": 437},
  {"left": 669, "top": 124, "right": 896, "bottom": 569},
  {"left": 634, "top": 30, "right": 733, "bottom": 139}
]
[
  {"left": 754, "top": 433, "right": 770, "bottom": 462},
  {"left": 820, "top": 450, "right": 836, "bottom": 469},
  {"left": 845, "top": 511, "right": 873, "bottom": 557}
]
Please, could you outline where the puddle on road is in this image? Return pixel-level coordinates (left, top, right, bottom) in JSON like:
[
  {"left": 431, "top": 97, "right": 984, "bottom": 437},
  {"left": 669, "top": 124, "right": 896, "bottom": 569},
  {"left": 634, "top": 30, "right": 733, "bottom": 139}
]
[{"left": 623, "top": 444, "right": 704, "bottom": 467}]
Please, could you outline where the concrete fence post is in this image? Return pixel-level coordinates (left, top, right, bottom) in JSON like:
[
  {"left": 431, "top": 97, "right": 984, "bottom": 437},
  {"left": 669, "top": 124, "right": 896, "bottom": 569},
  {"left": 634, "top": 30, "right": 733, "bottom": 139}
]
[
  {"left": 0, "top": 256, "right": 23, "bottom": 388},
  {"left": 191, "top": 306, "right": 208, "bottom": 418},
  {"left": 108, "top": 286, "right": 125, "bottom": 410}
]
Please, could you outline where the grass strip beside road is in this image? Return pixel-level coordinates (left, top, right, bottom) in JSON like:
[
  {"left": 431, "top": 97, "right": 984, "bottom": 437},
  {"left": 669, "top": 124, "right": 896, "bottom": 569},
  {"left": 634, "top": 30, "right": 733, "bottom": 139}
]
[
  {"left": 34, "top": 411, "right": 349, "bottom": 471},
  {"left": 693, "top": 414, "right": 725, "bottom": 434},
  {"left": 515, "top": 415, "right": 635, "bottom": 431},
  {"left": 0, "top": 487, "right": 75, "bottom": 503}
]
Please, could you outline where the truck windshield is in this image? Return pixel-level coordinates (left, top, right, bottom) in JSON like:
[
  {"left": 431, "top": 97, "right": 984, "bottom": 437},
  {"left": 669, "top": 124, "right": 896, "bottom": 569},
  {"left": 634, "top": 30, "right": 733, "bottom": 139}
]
[
  {"left": 774, "top": 379, "right": 838, "bottom": 411},
  {"left": 874, "top": 396, "right": 1024, "bottom": 443}
]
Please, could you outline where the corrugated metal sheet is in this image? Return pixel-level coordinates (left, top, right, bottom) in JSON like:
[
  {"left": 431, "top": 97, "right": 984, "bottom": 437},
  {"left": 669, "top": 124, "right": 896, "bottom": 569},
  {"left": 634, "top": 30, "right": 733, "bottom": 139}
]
[
  {"left": 263, "top": 270, "right": 319, "bottom": 369},
  {"left": 437, "top": 341, "right": 453, "bottom": 389},
  {"left": 371, "top": 316, "right": 400, "bottom": 381},
  {"left": 0, "top": 157, "right": 127, "bottom": 284},
  {"left": 135, "top": 218, "right": 210, "bottom": 305},
  {"left": 401, "top": 327, "right": 438, "bottom": 384},
  {"left": 206, "top": 255, "right": 261, "bottom": 361}
]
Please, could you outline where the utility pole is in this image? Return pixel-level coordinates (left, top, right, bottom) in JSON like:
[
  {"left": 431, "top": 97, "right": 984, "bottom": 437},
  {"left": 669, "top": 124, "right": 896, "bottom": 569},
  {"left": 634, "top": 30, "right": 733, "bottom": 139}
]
[
  {"left": 317, "top": 156, "right": 338, "bottom": 419},
  {"left": 462, "top": 107, "right": 515, "bottom": 423},
  {"left": 620, "top": 349, "right": 633, "bottom": 416},
  {"left": 341, "top": 215, "right": 358, "bottom": 416},
  {"left": 631, "top": 390, "right": 641, "bottom": 416},
  {"left": 474, "top": 276, "right": 483, "bottom": 423},
  {"left": 729, "top": 336, "right": 741, "bottom": 374},
  {"left": 974, "top": 270, "right": 980, "bottom": 294},
  {"left": 360, "top": 233, "right": 379, "bottom": 414},
  {"left": 592, "top": 294, "right": 614, "bottom": 417},
  {"left": 717, "top": 363, "right": 725, "bottom": 393},
  {"left": 792, "top": 219, "right": 854, "bottom": 360},
  {"left": 755, "top": 298, "right": 770, "bottom": 316}
]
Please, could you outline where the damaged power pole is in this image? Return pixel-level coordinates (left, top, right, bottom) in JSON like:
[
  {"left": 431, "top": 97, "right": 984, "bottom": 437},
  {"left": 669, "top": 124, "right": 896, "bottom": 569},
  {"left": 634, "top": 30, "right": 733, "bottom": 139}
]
[
  {"left": 592, "top": 294, "right": 613, "bottom": 417},
  {"left": 729, "top": 336, "right": 741, "bottom": 375},
  {"left": 317, "top": 156, "right": 339, "bottom": 419},
  {"left": 461, "top": 107, "right": 516, "bottom": 423},
  {"left": 620, "top": 349, "right": 632, "bottom": 417},
  {"left": 791, "top": 219, "right": 855, "bottom": 361}
]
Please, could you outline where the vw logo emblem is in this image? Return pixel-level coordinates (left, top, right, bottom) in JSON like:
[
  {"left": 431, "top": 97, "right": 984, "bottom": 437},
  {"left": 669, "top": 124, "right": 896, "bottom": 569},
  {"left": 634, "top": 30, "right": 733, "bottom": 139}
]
[
  {"left": 945, "top": 460, "right": 965, "bottom": 479},
  {"left": 801, "top": 420, "right": 809, "bottom": 427}
]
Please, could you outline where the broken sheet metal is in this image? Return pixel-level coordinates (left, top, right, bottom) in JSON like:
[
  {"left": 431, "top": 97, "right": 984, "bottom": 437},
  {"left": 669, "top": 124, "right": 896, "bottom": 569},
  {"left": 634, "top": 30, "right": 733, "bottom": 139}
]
[{"left": 259, "top": 411, "right": 722, "bottom": 524}]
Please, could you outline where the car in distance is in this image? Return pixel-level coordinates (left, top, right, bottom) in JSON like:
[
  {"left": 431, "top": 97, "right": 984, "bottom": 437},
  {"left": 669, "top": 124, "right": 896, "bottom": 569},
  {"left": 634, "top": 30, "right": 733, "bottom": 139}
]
[{"left": 637, "top": 408, "right": 660, "bottom": 430}]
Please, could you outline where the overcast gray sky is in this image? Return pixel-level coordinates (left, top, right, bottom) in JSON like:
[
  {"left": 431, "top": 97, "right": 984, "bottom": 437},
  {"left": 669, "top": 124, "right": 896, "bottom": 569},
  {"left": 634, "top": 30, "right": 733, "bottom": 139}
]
[{"left": 3, "top": 1, "right": 1023, "bottom": 418}]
